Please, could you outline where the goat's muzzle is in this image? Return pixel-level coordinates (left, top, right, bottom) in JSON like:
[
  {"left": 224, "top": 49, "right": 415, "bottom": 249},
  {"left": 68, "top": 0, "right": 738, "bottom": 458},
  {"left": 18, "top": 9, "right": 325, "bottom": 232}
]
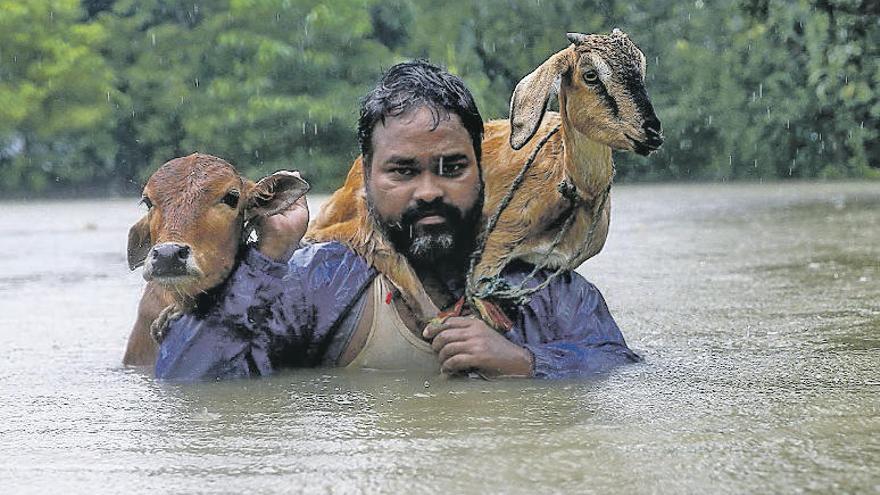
[{"left": 630, "top": 117, "right": 664, "bottom": 156}]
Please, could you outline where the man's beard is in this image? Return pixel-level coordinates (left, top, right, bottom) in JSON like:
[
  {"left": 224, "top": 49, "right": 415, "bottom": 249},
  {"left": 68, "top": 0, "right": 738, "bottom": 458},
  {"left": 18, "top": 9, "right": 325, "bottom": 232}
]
[{"left": 367, "top": 193, "right": 482, "bottom": 267}]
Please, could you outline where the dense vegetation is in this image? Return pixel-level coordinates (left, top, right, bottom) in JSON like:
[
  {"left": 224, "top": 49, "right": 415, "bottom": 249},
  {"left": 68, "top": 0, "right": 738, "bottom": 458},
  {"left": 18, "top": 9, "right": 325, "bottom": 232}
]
[{"left": 0, "top": 0, "right": 876, "bottom": 195}]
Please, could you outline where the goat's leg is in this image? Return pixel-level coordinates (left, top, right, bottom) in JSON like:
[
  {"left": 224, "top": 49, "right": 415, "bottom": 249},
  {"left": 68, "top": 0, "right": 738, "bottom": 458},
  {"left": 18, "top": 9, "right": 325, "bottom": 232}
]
[
  {"left": 472, "top": 225, "right": 531, "bottom": 294},
  {"left": 467, "top": 218, "right": 533, "bottom": 331}
]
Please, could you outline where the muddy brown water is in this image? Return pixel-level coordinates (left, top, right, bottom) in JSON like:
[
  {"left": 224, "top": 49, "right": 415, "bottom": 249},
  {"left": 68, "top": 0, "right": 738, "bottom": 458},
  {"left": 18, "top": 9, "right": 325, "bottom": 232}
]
[{"left": 1, "top": 182, "right": 878, "bottom": 494}]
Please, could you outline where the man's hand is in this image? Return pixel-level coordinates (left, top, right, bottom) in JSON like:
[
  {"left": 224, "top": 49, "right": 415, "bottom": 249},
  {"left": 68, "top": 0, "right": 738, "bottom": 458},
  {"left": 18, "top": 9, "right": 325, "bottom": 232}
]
[
  {"left": 256, "top": 192, "right": 309, "bottom": 262},
  {"left": 423, "top": 316, "right": 533, "bottom": 377}
]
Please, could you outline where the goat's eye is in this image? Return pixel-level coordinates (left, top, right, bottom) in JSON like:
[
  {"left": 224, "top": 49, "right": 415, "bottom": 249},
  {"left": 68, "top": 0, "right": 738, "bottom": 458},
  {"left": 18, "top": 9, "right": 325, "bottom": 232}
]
[
  {"left": 141, "top": 197, "right": 153, "bottom": 209},
  {"left": 583, "top": 70, "right": 599, "bottom": 84},
  {"left": 221, "top": 190, "right": 240, "bottom": 208}
]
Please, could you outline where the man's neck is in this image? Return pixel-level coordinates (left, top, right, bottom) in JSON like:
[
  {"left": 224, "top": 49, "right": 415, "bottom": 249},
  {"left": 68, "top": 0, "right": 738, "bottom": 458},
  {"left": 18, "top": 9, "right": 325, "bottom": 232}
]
[{"left": 411, "top": 257, "right": 467, "bottom": 311}]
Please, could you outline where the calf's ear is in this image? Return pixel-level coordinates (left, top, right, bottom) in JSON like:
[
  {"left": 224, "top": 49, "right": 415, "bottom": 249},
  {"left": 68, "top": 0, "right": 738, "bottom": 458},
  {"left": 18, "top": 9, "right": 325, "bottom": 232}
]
[
  {"left": 246, "top": 170, "right": 310, "bottom": 219},
  {"left": 127, "top": 215, "right": 152, "bottom": 270}
]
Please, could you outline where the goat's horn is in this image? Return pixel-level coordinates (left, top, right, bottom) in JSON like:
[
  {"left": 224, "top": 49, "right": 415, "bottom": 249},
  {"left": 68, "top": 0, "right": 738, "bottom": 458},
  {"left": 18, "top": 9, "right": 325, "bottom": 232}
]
[{"left": 566, "top": 32, "right": 588, "bottom": 45}]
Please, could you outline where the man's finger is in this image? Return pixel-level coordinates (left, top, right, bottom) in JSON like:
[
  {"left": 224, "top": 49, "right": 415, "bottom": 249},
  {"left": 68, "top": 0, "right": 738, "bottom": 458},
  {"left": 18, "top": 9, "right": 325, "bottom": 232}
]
[
  {"left": 442, "top": 316, "right": 477, "bottom": 327},
  {"left": 441, "top": 353, "right": 476, "bottom": 373},
  {"left": 423, "top": 316, "right": 474, "bottom": 339},
  {"left": 437, "top": 341, "right": 471, "bottom": 363},
  {"left": 423, "top": 320, "right": 448, "bottom": 340},
  {"left": 429, "top": 327, "right": 469, "bottom": 352}
]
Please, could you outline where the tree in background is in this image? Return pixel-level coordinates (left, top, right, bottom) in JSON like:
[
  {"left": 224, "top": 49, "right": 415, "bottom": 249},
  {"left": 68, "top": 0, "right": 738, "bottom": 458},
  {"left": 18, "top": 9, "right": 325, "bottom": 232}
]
[
  {"left": 0, "top": 0, "right": 116, "bottom": 193},
  {"left": 0, "top": 0, "right": 876, "bottom": 195}
]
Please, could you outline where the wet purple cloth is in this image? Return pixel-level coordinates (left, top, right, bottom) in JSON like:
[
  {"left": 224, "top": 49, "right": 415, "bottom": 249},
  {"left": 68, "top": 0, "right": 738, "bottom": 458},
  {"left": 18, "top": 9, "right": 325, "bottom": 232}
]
[{"left": 155, "top": 242, "right": 640, "bottom": 380}]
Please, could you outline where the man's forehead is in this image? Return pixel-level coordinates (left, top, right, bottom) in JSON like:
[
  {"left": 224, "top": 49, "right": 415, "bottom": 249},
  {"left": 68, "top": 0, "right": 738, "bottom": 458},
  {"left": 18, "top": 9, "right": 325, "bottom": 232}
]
[{"left": 377, "top": 105, "right": 463, "bottom": 132}]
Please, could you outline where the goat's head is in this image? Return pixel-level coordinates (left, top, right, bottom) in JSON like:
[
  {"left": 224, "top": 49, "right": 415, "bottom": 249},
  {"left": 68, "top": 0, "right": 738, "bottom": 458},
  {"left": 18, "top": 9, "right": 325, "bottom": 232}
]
[
  {"left": 126, "top": 153, "right": 309, "bottom": 301},
  {"left": 510, "top": 29, "right": 663, "bottom": 156}
]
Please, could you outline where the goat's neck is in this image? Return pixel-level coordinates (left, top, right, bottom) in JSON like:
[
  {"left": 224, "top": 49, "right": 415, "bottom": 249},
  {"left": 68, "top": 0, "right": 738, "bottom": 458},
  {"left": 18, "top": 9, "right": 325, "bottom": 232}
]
[{"left": 559, "top": 99, "right": 614, "bottom": 199}]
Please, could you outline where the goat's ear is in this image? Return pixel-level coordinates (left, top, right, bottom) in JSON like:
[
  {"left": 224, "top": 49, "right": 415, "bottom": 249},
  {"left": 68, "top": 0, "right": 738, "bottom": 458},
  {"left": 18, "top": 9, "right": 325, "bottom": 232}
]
[
  {"left": 246, "top": 170, "right": 310, "bottom": 219},
  {"left": 509, "top": 48, "right": 573, "bottom": 150},
  {"left": 127, "top": 215, "right": 152, "bottom": 271}
]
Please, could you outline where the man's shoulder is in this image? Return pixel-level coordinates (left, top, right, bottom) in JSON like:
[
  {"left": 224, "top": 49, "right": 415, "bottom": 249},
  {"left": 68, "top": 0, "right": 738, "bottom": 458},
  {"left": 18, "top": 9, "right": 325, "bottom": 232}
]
[
  {"left": 288, "top": 241, "right": 374, "bottom": 281},
  {"left": 501, "top": 260, "right": 596, "bottom": 293}
]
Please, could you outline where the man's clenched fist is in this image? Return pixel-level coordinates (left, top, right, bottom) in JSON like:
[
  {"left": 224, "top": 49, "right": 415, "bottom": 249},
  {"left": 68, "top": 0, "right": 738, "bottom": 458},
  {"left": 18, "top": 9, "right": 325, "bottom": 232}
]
[{"left": 423, "top": 316, "right": 533, "bottom": 377}]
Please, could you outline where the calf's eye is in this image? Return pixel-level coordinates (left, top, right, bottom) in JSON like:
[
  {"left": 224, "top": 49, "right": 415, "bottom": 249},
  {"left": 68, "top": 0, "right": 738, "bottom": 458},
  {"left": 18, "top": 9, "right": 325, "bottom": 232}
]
[{"left": 221, "top": 190, "right": 240, "bottom": 208}]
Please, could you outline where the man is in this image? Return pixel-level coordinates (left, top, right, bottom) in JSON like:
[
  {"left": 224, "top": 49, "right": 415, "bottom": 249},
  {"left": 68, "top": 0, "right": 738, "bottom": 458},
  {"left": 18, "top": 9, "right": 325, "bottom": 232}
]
[{"left": 155, "top": 61, "right": 640, "bottom": 380}]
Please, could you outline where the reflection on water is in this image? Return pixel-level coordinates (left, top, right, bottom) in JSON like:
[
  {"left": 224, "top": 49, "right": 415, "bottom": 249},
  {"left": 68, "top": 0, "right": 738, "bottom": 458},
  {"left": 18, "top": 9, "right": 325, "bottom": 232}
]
[{"left": 1, "top": 182, "right": 878, "bottom": 493}]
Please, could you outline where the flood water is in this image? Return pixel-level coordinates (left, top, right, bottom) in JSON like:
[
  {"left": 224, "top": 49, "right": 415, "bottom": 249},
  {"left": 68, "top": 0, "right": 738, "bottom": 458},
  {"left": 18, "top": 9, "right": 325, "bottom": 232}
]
[{"left": 1, "top": 182, "right": 878, "bottom": 494}]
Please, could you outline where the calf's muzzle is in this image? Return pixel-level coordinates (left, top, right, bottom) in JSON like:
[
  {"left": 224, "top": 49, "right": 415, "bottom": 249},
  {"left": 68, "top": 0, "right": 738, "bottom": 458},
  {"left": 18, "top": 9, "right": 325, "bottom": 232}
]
[{"left": 145, "top": 242, "right": 195, "bottom": 279}]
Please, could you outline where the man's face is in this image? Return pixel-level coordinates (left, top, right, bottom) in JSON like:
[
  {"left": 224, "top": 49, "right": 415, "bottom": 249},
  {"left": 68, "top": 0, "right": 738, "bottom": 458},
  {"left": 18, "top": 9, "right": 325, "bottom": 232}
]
[{"left": 366, "top": 106, "right": 482, "bottom": 266}]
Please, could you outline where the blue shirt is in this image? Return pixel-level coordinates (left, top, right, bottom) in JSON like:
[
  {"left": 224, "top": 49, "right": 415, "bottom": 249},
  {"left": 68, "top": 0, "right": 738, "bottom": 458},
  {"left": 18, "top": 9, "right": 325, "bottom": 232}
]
[{"left": 155, "top": 242, "right": 640, "bottom": 380}]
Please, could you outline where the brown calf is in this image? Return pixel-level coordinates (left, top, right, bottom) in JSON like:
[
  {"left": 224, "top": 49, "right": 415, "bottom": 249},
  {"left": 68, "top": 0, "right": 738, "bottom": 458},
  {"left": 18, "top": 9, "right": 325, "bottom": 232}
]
[{"left": 123, "top": 153, "right": 309, "bottom": 366}]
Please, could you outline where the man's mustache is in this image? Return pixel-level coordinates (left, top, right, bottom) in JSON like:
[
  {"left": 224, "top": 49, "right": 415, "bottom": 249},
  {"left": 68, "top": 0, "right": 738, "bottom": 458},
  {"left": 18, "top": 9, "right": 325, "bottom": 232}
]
[{"left": 398, "top": 199, "right": 463, "bottom": 228}]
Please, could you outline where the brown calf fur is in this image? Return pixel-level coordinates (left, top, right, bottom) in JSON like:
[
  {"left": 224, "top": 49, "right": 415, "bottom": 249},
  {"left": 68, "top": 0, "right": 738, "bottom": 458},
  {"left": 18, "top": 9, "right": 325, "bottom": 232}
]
[
  {"left": 306, "top": 30, "right": 662, "bottom": 325},
  {"left": 123, "top": 153, "right": 309, "bottom": 366}
]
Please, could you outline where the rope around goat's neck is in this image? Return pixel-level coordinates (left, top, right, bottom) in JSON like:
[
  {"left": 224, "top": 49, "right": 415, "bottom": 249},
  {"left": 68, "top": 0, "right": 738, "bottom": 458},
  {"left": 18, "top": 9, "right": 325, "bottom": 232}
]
[
  {"left": 472, "top": 178, "right": 612, "bottom": 305},
  {"left": 465, "top": 124, "right": 562, "bottom": 298},
  {"left": 465, "top": 123, "right": 614, "bottom": 306}
]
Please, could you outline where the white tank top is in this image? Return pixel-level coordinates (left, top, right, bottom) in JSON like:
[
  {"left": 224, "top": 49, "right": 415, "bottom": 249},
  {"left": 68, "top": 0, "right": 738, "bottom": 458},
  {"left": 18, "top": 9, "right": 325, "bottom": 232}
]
[{"left": 345, "top": 275, "right": 440, "bottom": 373}]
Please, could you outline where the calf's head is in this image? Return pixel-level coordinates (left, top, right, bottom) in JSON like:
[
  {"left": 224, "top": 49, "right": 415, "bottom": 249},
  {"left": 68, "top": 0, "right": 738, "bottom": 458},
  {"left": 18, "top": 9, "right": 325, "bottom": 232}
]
[
  {"left": 127, "top": 153, "right": 309, "bottom": 300},
  {"left": 510, "top": 29, "right": 663, "bottom": 155}
]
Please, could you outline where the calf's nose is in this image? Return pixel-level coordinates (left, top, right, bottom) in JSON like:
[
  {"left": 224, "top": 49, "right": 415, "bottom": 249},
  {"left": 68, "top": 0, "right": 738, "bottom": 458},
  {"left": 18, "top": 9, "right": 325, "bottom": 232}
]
[{"left": 150, "top": 242, "right": 191, "bottom": 277}]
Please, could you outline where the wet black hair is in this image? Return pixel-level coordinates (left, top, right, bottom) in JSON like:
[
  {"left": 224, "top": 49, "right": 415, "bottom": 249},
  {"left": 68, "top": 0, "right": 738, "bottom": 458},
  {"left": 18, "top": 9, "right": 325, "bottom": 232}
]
[{"left": 357, "top": 60, "right": 484, "bottom": 174}]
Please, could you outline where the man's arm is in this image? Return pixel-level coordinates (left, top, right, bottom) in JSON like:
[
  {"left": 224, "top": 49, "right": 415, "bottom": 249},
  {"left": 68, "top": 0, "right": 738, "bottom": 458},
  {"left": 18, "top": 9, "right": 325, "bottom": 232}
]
[
  {"left": 154, "top": 247, "right": 310, "bottom": 380},
  {"left": 424, "top": 270, "right": 639, "bottom": 379},
  {"left": 515, "top": 271, "right": 641, "bottom": 378},
  {"left": 155, "top": 242, "right": 377, "bottom": 381}
]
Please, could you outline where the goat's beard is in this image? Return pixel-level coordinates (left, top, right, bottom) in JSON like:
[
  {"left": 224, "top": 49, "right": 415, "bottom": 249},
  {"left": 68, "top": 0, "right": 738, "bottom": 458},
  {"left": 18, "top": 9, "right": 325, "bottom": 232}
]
[{"left": 367, "top": 191, "right": 482, "bottom": 267}]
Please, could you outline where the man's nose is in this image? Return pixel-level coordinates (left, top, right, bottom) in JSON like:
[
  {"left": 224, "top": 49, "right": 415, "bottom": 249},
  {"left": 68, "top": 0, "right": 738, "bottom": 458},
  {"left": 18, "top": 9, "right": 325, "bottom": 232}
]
[{"left": 412, "top": 174, "right": 444, "bottom": 203}]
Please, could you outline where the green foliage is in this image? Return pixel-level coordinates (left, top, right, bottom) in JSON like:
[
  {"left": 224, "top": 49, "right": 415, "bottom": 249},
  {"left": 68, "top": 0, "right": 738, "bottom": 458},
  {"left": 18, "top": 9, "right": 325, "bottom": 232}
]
[
  {"left": 0, "top": 0, "right": 876, "bottom": 195},
  {"left": 0, "top": 0, "right": 116, "bottom": 193}
]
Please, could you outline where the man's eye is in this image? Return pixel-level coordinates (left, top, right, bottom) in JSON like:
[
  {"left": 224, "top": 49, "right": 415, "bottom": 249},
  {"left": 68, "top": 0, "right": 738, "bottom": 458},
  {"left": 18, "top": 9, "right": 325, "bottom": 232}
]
[
  {"left": 438, "top": 162, "right": 466, "bottom": 176},
  {"left": 392, "top": 168, "right": 416, "bottom": 177}
]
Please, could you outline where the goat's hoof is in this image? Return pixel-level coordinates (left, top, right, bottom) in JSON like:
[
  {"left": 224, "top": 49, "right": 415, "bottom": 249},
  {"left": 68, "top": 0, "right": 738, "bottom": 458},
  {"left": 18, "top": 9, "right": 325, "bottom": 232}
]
[{"left": 471, "top": 298, "right": 514, "bottom": 333}]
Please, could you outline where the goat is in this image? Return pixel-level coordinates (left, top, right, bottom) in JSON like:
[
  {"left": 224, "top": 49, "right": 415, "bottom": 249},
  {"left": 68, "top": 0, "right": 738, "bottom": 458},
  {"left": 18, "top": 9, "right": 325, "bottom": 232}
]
[
  {"left": 307, "top": 30, "right": 662, "bottom": 328},
  {"left": 123, "top": 153, "right": 309, "bottom": 366}
]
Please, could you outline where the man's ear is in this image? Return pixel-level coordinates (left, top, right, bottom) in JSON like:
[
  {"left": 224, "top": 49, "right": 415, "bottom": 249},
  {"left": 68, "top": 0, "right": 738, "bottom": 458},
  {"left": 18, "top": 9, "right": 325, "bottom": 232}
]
[
  {"left": 509, "top": 46, "right": 576, "bottom": 150},
  {"left": 127, "top": 215, "right": 152, "bottom": 270},
  {"left": 246, "top": 170, "right": 310, "bottom": 220}
]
